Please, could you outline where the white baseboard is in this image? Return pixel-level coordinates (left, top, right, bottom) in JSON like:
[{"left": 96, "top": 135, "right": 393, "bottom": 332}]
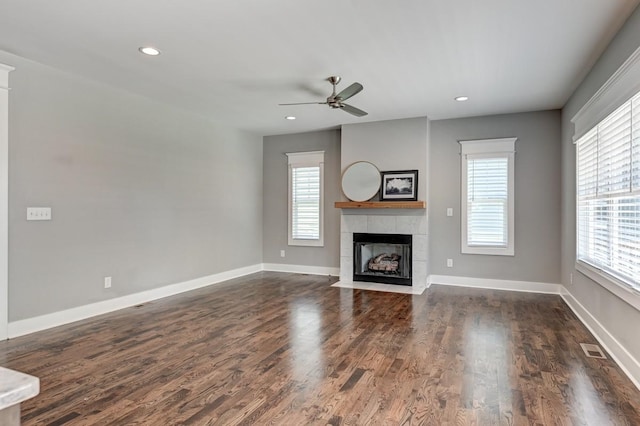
[
  {"left": 428, "top": 274, "right": 562, "bottom": 294},
  {"left": 428, "top": 274, "right": 640, "bottom": 391},
  {"left": 560, "top": 287, "right": 640, "bottom": 391},
  {"left": 262, "top": 263, "right": 339, "bottom": 276},
  {"left": 8, "top": 264, "right": 262, "bottom": 338},
  {"left": 7, "top": 264, "right": 640, "bottom": 392}
]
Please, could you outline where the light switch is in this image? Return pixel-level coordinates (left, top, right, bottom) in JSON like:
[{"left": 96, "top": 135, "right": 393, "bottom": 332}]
[
  {"left": 446, "top": 207, "right": 453, "bottom": 217},
  {"left": 27, "top": 207, "right": 52, "bottom": 221}
]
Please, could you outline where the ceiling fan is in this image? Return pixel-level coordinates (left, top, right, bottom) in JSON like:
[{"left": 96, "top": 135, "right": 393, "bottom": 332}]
[{"left": 279, "top": 76, "right": 368, "bottom": 117}]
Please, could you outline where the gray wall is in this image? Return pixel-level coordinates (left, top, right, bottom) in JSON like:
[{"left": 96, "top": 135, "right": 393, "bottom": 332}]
[
  {"left": 341, "top": 117, "right": 429, "bottom": 203},
  {"left": 561, "top": 7, "right": 640, "bottom": 359},
  {"left": 2, "top": 51, "right": 263, "bottom": 321},
  {"left": 262, "top": 130, "right": 341, "bottom": 268},
  {"left": 430, "top": 110, "right": 561, "bottom": 284}
]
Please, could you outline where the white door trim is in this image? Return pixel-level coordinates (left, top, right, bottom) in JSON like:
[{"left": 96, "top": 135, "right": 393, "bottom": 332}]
[{"left": 0, "top": 63, "right": 13, "bottom": 340}]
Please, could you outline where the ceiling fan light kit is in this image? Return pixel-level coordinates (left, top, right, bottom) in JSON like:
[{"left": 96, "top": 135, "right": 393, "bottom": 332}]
[{"left": 279, "top": 76, "right": 368, "bottom": 117}]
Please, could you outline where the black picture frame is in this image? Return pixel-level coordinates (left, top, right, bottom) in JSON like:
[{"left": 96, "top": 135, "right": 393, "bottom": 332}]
[{"left": 380, "top": 170, "right": 418, "bottom": 201}]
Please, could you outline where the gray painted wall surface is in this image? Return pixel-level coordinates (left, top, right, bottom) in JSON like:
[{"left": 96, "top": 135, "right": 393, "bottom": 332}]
[
  {"left": 2, "top": 52, "right": 263, "bottom": 321},
  {"left": 429, "top": 111, "right": 561, "bottom": 284},
  {"left": 262, "top": 130, "right": 340, "bottom": 268},
  {"left": 341, "top": 117, "right": 429, "bottom": 203},
  {"left": 561, "top": 7, "right": 640, "bottom": 359}
]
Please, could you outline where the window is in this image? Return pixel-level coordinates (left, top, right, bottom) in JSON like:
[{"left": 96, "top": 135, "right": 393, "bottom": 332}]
[
  {"left": 460, "top": 138, "right": 516, "bottom": 256},
  {"left": 286, "top": 151, "right": 324, "bottom": 247},
  {"left": 576, "top": 91, "right": 640, "bottom": 290}
]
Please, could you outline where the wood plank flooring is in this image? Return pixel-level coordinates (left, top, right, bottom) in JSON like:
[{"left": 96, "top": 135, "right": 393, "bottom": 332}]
[{"left": 1, "top": 271, "right": 640, "bottom": 425}]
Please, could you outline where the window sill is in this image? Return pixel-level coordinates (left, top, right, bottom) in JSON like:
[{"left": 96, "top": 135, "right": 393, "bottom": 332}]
[
  {"left": 288, "top": 238, "right": 324, "bottom": 247},
  {"left": 575, "top": 261, "right": 640, "bottom": 312},
  {"left": 462, "top": 246, "right": 514, "bottom": 256}
]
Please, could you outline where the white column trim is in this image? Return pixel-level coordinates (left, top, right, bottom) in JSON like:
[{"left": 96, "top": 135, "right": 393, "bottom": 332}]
[{"left": 0, "top": 63, "right": 13, "bottom": 341}]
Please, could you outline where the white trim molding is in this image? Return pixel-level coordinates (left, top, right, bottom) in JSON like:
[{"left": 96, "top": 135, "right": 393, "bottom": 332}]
[
  {"left": 0, "top": 63, "right": 15, "bottom": 86},
  {"left": 286, "top": 150, "right": 325, "bottom": 247},
  {"left": 8, "top": 263, "right": 339, "bottom": 339},
  {"left": 8, "top": 264, "right": 262, "bottom": 338},
  {"left": 459, "top": 137, "right": 516, "bottom": 256},
  {"left": 0, "top": 62, "right": 13, "bottom": 341},
  {"left": 561, "top": 287, "right": 640, "bottom": 391},
  {"left": 576, "top": 261, "right": 640, "bottom": 313},
  {"left": 6, "top": 263, "right": 640, "bottom": 393},
  {"left": 572, "top": 45, "right": 640, "bottom": 141},
  {"left": 262, "top": 263, "right": 339, "bottom": 277},
  {"left": 429, "top": 274, "right": 640, "bottom": 391},
  {"left": 428, "top": 274, "right": 562, "bottom": 294}
]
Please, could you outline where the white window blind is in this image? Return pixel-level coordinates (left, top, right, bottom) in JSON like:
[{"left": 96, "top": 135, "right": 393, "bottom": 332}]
[
  {"left": 286, "top": 151, "right": 324, "bottom": 247},
  {"left": 291, "top": 166, "right": 320, "bottom": 240},
  {"left": 460, "top": 138, "right": 516, "bottom": 256},
  {"left": 467, "top": 157, "right": 509, "bottom": 246},
  {"left": 576, "top": 92, "right": 640, "bottom": 289}
]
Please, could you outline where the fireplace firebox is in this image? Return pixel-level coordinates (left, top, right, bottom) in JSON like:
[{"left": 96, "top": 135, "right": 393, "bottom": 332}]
[{"left": 353, "top": 233, "right": 412, "bottom": 286}]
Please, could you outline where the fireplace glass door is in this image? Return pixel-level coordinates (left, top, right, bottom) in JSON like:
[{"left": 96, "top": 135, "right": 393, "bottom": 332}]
[{"left": 353, "top": 233, "right": 412, "bottom": 286}]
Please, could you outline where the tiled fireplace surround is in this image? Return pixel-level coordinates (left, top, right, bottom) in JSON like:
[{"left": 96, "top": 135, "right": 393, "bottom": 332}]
[{"left": 339, "top": 211, "right": 429, "bottom": 292}]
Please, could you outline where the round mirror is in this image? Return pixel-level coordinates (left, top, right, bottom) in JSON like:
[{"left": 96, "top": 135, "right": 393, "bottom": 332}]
[{"left": 341, "top": 161, "right": 381, "bottom": 202}]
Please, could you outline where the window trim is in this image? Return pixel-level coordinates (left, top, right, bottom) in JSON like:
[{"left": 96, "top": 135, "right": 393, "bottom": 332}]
[
  {"left": 286, "top": 150, "right": 325, "bottom": 247},
  {"left": 575, "top": 261, "right": 640, "bottom": 312},
  {"left": 574, "top": 92, "right": 640, "bottom": 293},
  {"left": 572, "top": 45, "right": 640, "bottom": 142},
  {"left": 571, "top": 45, "right": 640, "bottom": 305},
  {"left": 460, "top": 138, "right": 516, "bottom": 256}
]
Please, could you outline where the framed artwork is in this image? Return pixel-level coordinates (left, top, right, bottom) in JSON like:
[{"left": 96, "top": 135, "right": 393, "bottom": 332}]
[{"left": 380, "top": 170, "right": 418, "bottom": 201}]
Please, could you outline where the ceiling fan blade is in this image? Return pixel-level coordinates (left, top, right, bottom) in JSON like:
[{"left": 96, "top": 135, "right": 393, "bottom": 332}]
[
  {"left": 341, "top": 103, "right": 368, "bottom": 117},
  {"left": 278, "top": 102, "right": 326, "bottom": 106},
  {"left": 336, "top": 83, "right": 363, "bottom": 101}
]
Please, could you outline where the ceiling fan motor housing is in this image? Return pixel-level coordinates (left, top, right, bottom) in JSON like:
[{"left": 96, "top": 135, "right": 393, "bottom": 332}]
[{"left": 327, "top": 97, "right": 343, "bottom": 108}]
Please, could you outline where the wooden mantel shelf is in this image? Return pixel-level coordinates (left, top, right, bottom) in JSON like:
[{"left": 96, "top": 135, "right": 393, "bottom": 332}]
[{"left": 334, "top": 201, "right": 426, "bottom": 209}]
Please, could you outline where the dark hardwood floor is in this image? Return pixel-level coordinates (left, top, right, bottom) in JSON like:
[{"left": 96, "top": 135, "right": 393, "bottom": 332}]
[{"left": 1, "top": 271, "right": 640, "bottom": 425}]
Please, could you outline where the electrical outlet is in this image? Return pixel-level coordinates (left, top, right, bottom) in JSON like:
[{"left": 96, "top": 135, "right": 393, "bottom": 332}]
[
  {"left": 104, "top": 276, "right": 112, "bottom": 289},
  {"left": 27, "top": 207, "right": 52, "bottom": 221},
  {"left": 446, "top": 207, "right": 453, "bottom": 217},
  {"left": 280, "top": 250, "right": 285, "bottom": 258},
  {"left": 447, "top": 258, "right": 453, "bottom": 268}
]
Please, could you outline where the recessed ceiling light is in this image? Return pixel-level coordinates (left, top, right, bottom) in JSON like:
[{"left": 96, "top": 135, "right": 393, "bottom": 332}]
[
  {"left": 285, "top": 116, "right": 296, "bottom": 120},
  {"left": 139, "top": 46, "right": 161, "bottom": 56},
  {"left": 455, "top": 96, "right": 469, "bottom": 102}
]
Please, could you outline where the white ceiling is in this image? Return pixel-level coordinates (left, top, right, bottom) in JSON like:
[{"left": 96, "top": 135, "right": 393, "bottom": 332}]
[{"left": 0, "top": 0, "right": 638, "bottom": 136}]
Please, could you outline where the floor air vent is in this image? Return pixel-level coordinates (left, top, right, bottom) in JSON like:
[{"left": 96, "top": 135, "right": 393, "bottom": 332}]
[{"left": 580, "top": 343, "right": 606, "bottom": 359}]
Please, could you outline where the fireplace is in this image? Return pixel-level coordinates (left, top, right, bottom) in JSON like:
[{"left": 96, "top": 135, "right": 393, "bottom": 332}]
[{"left": 353, "top": 233, "right": 412, "bottom": 286}]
